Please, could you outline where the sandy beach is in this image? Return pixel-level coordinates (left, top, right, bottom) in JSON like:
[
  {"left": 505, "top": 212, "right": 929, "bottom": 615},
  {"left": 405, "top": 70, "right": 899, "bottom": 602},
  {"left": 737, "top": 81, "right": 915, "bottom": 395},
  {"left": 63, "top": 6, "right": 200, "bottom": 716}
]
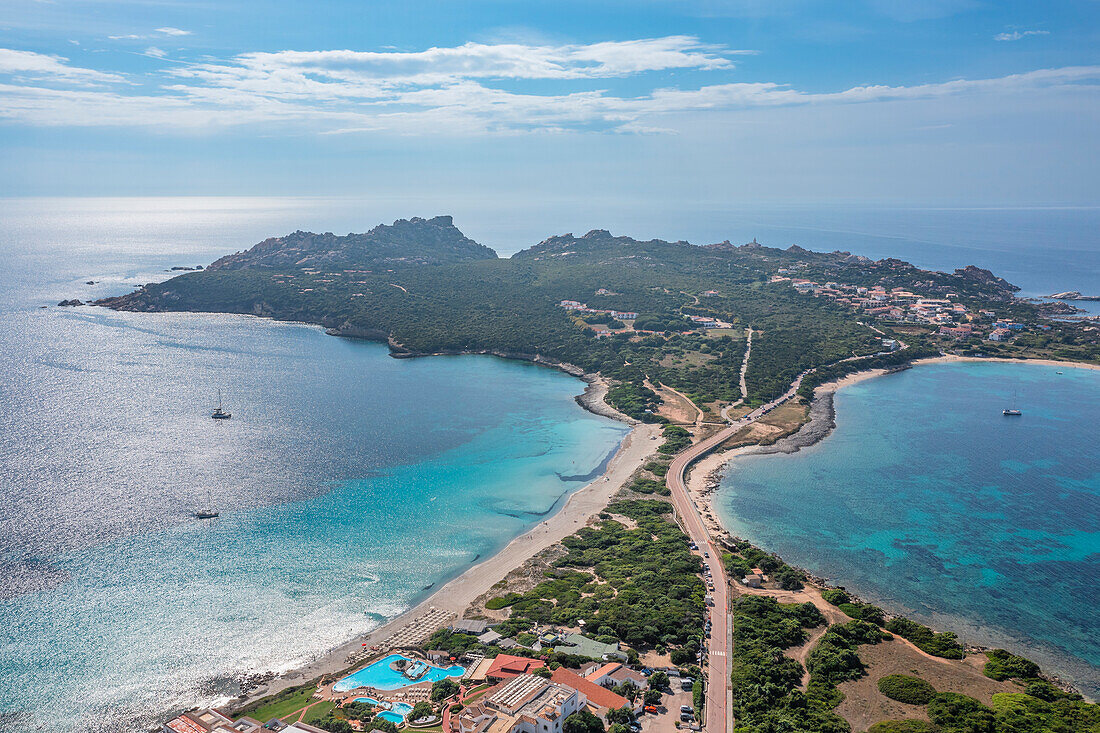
[{"left": 231, "top": 413, "right": 661, "bottom": 709}]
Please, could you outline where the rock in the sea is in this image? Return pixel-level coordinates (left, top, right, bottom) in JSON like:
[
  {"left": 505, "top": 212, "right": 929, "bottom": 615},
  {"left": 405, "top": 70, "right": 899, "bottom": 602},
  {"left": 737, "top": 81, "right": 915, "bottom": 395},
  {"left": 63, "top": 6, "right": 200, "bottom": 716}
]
[{"left": 56, "top": 299, "right": 83, "bottom": 307}]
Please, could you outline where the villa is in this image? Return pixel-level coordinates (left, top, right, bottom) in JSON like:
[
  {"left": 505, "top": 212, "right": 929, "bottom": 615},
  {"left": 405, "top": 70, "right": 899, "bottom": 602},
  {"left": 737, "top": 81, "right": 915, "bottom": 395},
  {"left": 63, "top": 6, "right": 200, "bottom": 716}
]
[
  {"left": 456, "top": 674, "right": 583, "bottom": 733},
  {"left": 550, "top": 668, "right": 638, "bottom": 715}
]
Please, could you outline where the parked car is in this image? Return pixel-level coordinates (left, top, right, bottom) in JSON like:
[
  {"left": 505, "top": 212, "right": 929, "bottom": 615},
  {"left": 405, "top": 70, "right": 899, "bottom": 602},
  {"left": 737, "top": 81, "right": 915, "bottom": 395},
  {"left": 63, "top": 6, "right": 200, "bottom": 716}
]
[
  {"left": 644, "top": 705, "right": 659, "bottom": 714},
  {"left": 680, "top": 713, "right": 695, "bottom": 722},
  {"left": 680, "top": 705, "right": 693, "bottom": 714}
]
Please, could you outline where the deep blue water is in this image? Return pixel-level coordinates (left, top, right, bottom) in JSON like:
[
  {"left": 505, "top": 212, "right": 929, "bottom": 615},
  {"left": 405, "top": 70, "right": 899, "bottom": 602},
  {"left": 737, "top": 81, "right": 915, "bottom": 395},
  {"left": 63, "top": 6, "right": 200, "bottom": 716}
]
[{"left": 716, "top": 361, "right": 1100, "bottom": 699}]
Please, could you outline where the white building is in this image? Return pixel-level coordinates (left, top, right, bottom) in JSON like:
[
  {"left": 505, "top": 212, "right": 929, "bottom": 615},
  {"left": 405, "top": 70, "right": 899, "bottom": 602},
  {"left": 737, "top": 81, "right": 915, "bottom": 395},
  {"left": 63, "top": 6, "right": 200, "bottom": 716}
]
[{"left": 457, "top": 674, "right": 584, "bottom": 733}]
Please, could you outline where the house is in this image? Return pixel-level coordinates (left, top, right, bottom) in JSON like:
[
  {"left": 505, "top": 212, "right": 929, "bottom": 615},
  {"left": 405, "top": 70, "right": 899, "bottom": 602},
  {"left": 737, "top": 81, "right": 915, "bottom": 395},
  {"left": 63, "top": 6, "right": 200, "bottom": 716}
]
[
  {"left": 702, "top": 290, "right": 720, "bottom": 297},
  {"left": 550, "top": 668, "right": 638, "bottom": 715},
  {"left": 988, "top": 328, "right": 1012, "bottom": 342},
  {"left": 452, "top": 619, "right": 491, "bottom": 635},
  {"left": 486, "top": 654, "right": 547, "bottom": 681},
  {"left": 554, "top": 633, "right": 627, "bottom": 662},
  {"left": 582, "top": 662, "right": 648, "bottom": 690},
  {"left": 456, "top": 675, "right": 583, "bottom": 733},
  {"left": 595, "top": 288, "right": 613, "bottom": 296}
]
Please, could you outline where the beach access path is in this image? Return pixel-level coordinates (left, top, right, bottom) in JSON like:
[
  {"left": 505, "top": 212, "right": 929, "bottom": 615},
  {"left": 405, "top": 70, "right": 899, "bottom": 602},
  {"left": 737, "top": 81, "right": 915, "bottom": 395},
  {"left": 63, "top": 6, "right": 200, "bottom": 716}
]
[{"left": 238, "top": 420, "right": 662, "bottom": 707}]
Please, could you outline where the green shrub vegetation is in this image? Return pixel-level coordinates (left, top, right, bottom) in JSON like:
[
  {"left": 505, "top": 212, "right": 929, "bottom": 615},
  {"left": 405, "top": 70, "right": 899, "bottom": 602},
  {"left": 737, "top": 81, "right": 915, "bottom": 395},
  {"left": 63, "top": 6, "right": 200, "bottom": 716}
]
[
  {"left": 926, "top": 692, "right": 996, "bottom": 732},
  {"left": 485, "top": 593, "right": 522, "bottom": 610},
  {"left": 877, "top": 674, "right": 937, "bottom": 705},
  {"left": 720, "top": 538, "right": 806, "bottom": 590},
  {"left": 487, "top": 499, "right": 702, "bottom": 650},
  {"left": 990, "top": 691, "right": 1100, "bottom": 732},
  {"left": 657, "top": 425, "right": 692, "bottom": 455},
  {"left": 837, "top": 602, "right": 886, "bottom": 626},
  {"left": 820, "top": 588, "right": 851, "bottom": 606},
  {"left": 730, "top": 595, "right": 856, "bottom": 733},
  {"left": 805, "top": 621, "right": 890, "bottom": 708},
  {"left": 983, "top": 648, "right": 1041, "bottom": 681},
  {"left": 865, "top": 721, "right": 939, "bottom": 733},
  {"left": 885, "top": 618, "right": 964, "bottom": 659}
]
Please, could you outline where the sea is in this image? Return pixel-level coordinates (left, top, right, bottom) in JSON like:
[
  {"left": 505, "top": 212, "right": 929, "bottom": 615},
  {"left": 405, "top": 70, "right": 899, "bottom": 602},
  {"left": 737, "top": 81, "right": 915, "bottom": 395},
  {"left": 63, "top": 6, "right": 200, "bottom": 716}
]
[
  {"left": 715, "top": 361, "right": 1100, "bottom": 699},
  {"left": 0, "top": 198, "right": 1097, "bottom": 729}
]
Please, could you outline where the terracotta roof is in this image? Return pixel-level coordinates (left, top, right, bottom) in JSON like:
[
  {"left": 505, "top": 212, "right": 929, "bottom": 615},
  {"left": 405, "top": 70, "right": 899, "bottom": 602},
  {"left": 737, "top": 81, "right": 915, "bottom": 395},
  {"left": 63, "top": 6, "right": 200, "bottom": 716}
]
[
  {"left": 551, "top": 668, "right": 628, "bottom": 711},
  {"left": 486, "top": 655, "right": 546, "bottom": 679},
  {"left": 165, "top": 716, "right": 209, "bottom": 733},
  {"left": 584, "top": 663, "right": 621, "bottom": 681}
]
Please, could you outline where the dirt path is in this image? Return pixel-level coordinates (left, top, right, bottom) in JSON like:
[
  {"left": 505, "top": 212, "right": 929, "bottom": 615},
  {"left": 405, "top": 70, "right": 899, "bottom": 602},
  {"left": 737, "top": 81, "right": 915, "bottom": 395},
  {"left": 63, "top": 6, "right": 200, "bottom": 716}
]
[{"left": 721, "top": 327, "right": 753, "bottom": 423}]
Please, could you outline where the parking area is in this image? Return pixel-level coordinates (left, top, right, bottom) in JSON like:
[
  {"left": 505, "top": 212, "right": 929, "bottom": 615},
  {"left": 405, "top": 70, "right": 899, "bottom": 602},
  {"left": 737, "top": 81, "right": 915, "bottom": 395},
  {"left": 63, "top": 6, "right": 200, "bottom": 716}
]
[{"left": 636, "top": 677, "right": 698, "bottom": 733}]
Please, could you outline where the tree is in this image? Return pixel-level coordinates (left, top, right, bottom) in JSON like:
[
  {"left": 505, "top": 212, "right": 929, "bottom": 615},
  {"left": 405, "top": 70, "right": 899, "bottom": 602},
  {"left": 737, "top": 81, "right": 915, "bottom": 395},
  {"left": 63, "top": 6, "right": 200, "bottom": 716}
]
[
  {"left": 563, "top": 709, "right": 605, "bottom": 733},
  {"left": 534, "top": 666, "right": 552, "bottom": 679},
  {"left": 431, "top": 678, "right": 460, "bottom": 702},
  {"left": 410, "top": 701, "right": 435, "bottom": 721},
  {"left": 648, "top": 671, "right": 670, "bottom": 690},
  {"left": 643, "top": 689, "right": 662, "bottom": 706},
  {"left": 606, "top": 707, "right": 635, "bottom": 725}
]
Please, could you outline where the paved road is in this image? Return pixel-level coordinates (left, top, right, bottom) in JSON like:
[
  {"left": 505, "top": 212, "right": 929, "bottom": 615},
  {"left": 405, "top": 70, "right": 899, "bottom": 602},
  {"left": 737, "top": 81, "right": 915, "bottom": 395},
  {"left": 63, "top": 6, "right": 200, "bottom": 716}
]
[
  {"left": 666, "top": 371, "right": 811, "bottom": 733},
  {"left": 667, "top": 326, "right": 912, "bottom": 733}
]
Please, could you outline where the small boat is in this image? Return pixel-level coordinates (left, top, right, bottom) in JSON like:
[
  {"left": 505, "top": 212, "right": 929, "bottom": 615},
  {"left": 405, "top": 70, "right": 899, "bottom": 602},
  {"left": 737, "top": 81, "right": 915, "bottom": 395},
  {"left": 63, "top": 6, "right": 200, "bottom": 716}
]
[
  {"left": 195, "top": 487, "right": 219, "bottom": 519},
  {"left": 211, "top": 389, "right": 231, "bottom": 420},
  {"left": 1002, "top": 409, "right": 1022, "bottom": 416}
]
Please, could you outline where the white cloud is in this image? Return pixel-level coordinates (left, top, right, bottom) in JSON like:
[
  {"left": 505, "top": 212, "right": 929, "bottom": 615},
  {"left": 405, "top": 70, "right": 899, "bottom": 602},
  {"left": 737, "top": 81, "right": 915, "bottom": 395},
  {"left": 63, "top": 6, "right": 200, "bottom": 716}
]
[
  {"left": 144, "top": 47, "right": 167, "bottom": 58},
  {"left": 109, "top": 27, "right": 192, "bottom": 41},
  {"left": 995, "top": 30, "right": 1050, "bottom": 42},
  {"left": 0, "top": 39, "right": 1096, "bottom": 136},
  {"left": 0, "top": 48, "right": 124, "bottom": 84}
]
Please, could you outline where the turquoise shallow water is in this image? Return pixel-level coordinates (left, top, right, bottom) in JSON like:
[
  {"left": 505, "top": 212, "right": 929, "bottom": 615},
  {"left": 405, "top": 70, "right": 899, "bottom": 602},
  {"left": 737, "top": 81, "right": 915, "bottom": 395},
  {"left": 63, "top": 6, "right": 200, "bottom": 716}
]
[
  {"left": 334, "top": 654, "right": 464, "bottom": 692},
  {"left": 0, "top": 198, "right": 628, "bottom": 731},
  {"left": 715, "top": 361, "right": 1100, "bottom": 698}
]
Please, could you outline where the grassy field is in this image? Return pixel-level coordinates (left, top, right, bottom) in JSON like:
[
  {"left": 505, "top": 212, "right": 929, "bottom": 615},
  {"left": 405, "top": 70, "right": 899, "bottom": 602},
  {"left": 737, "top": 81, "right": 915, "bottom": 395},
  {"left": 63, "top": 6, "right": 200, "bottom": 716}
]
[
  {"left": 245, "top": 687, "right": 316, "bottom": 721},
  {"left": 302, "top": 701, "right": 337, "bottom": 723}
]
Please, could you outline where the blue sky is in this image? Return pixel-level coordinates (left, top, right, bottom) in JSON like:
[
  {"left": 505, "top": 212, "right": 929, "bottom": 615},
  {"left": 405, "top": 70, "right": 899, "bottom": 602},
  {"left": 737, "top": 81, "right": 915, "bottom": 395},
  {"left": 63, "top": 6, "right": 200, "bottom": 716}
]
[{"left": 1, "top": 0, "right": 1097, "bottom": 203}]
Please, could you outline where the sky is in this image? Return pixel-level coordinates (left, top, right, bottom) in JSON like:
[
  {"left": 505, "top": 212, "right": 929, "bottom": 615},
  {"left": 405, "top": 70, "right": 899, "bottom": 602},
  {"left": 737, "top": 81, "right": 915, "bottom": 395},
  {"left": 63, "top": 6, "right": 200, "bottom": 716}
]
[{"left": 1, "top": 0, "right": 1098, "bottom": 204}]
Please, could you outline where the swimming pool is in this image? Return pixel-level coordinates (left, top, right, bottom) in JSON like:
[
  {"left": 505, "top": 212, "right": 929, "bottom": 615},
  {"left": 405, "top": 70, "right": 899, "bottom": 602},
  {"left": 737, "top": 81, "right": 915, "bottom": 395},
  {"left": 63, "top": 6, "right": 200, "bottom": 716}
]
[
  {"left": 334, "top": 653, "right": 465, "bottom": 692},
  {"left": 354, "top": 697, "right": 415, "bottom": 724}
]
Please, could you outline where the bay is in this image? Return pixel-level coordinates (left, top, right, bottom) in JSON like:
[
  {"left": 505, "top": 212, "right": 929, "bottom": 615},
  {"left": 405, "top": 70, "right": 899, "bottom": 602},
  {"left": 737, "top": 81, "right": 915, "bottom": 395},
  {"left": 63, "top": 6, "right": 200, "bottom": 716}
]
[{"left": 715, "top": 361, "right": 1100, "bottom": 699}]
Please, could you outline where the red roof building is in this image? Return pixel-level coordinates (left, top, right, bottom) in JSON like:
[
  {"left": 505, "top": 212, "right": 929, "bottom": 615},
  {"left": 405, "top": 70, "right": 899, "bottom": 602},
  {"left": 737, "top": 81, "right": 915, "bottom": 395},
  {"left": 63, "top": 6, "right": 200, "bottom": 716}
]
[
  {"left": 550, "top": 668, "right": 635, "bottom": 713},
  {"left": 485, "top": 655, "right": 546, "bottom": 680}
]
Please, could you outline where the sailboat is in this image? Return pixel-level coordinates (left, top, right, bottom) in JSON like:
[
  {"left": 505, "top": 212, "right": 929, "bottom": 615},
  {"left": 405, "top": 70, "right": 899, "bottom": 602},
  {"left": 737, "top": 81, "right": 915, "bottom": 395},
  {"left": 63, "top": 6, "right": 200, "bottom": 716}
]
[
  {"left": 211, "top": 389, "right": 231, "bottom": 420},
  {"left": 1003, "top": 388, "right": 1022, "bottom": 416},
  {"left": 195, "top": 487, "right": 219, "bottom": 519}
]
